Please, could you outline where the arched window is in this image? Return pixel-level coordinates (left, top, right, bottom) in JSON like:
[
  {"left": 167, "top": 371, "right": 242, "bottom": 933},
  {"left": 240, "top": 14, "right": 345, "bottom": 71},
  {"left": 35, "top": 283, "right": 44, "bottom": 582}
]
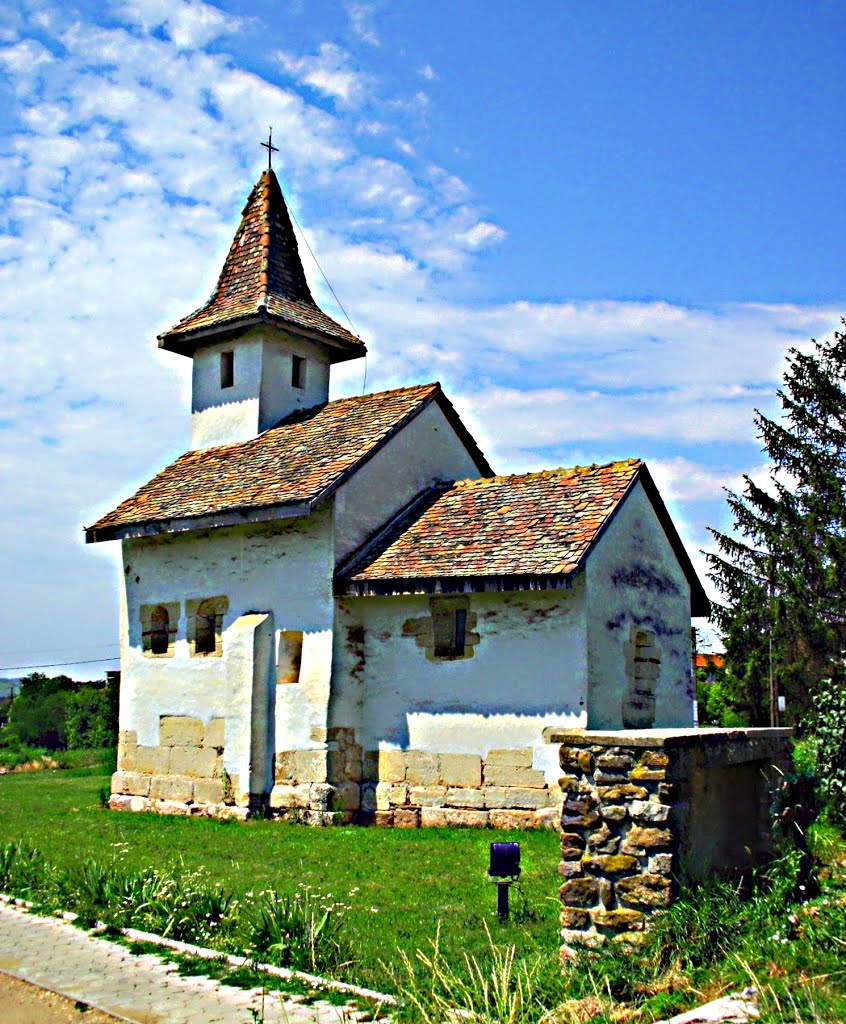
[
  {"left": 150, "top": 605, "right": 170, "bottom": 655},
  {"left": 194, "top": 599, "right": 217, "bottom": 655}
]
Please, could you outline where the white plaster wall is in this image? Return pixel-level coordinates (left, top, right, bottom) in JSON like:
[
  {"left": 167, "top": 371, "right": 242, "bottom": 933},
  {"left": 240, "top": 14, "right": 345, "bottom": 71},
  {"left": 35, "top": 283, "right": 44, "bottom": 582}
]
[
  {"left": 333, "top": 401, "right": 485, "bottom": 562},
  {"left": 585, "top": 481, "right": 695, "bottom": 729},
  {"left": 118, "top": 505, "right": 336, "bottom": 780},
  {"left": 190, "top": 327, "right": 331, "bottom": 449},
  {"left": 330, "top": 585, "right": 588, "bottom": 784}
]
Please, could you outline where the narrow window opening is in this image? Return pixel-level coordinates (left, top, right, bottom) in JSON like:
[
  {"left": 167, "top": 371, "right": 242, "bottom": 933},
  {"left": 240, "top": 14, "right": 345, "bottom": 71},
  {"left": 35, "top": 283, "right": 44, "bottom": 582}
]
[
  {"left": 433, "top": 603, "right": 467, "bottom": 658},
  {"left": 277, "top": 630, "right": 304, "bottom": 685},
  {"left": 195, "top": 599, "right": 217, "bottom": 654},
  {"left": 291, "top": 354, "right": 306, "bottom": 389},
  {"left": 150, "top": 605, "right": 170, "bottom": 655},
  {"left": 220, "top": 351, "right": 234, "bottom": 388}
]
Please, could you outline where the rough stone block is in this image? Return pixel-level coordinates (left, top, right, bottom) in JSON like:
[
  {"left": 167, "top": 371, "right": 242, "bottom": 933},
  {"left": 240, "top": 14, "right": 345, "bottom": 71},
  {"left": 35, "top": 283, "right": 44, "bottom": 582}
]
[
  {"left": 394, "top": 808, "right": 420, "bottom": 829},
  {"left": 591, "top": 908, "right": 644, "bottom": 930},
  {"left": 561, "top": 809, "right": 600, "bottom": 828},
  {"left": 150, "top": 775, "right": 193, "bottom": 803},
  {"left": 639, "top": 750, "right": 669, "bottom": 768},
  {"left": 410, "top": 785, "right": 448, "bottom": 807},
  {"left": 294, "top": 750, "right": 328, "bottom": 783},
  {"left": 598, "top": 784, "right": 648, "bottom": 802},
  {"left": 561, "top": 928, "right": 606, "bottom": 949},
  {"left": 405, "top": 751, "right": 439, "bottom": 786},
  {"left": 421, "top": 807, "right": 448, "bottom": 827},
  {"left": 616, "top": 873, "right": 671, "bottom": 907},
  {"left": 489, "top": 809, "right": 535, "bottom": 830},
  {"left": 154, "top": 800, "right": 192, "bottom": 816},
  {"left": 559, "top": 860, "right": 584, "bottom": 879},
  {"left": 159, "top": 716, "right": 204, "bottom": 747},
  {"left": 560, "top": 832, "right": 586, "bottom": 859},
  {"left": 439, "top": 753, "right": 482, "bottom": 788},
  {"left": 309, "top": 784, "right": 334, "bottom": 811},
  {"left": 597, "top": 753, "right": 634, "bottom": 770},
  {"left": 193, "top": 779, "right": 224, "bottom": 804},
  {"left": 118, "top": 729, "right": 138, "bottom": 747},
  {"left": 269, "top": 784, "right": 309, "bottom": 809},
  {"left": 274, "top": 751, "right": 297, "bottom": 782},
  {"left": 375, "top": 782, "right": 408, "bottom": 810},
  {"left": 377, "top": 749, "right": 406, "bottom": 783},
  {"left": 484, "top": 764, "right": 547, "bottom": 788},
  {"left": 599, "top": 804, "right": 627, "bottom": 823},
  {"left": 560, "top": 908, "right": 590, "bottom": 928},
  {"left": 629, "top": 800, "right": 670, "bottom": 823},
  {"left": 587, "top": 823, "right": 620, "bottom": 853},
  {"left": 360, "top": 783, "right": 377, "bottom": 812},
  {"left": 123, "top": 771, "right": 152, "bottom": 797},
  {"left": 485, "top": 748, "right": 533, "bottom": 768},
  {"left": 108, "top": 794, "right": 132, "bottom": 811},
  {"left": 559, "top": 877, "right": 600, "bottom": 907},
  {"left": 621, "top": 825, "right": 673, "bottom": 853},
  {"left": 628, "top": 766, "right": 666, "bottom": 782},
  {"left": 332, "top": 782, "right": 361, "bottom": 812},
  {"left": 135, "top": 745, "right": 170, "bottom": 775},
  {"left": 374, "top": 810, "right": 394, "bottom": 827},
  {"left": 204, "top": 718, "right": 225, "bottom": 749},
  {"left": 582, "top": 854, "right": 638, "bottom": 875},
  {"left": 445, "top": 787, "right": 485, "bottom": 809},
  {"left": 649, "top": 853, "right": 674, "bottom": 876},
  {"left": 439, "top": 808, "right": 488, "bottom": 828},
  {"left": 170, "top": 745, "right": 219, "bottom": 779}
]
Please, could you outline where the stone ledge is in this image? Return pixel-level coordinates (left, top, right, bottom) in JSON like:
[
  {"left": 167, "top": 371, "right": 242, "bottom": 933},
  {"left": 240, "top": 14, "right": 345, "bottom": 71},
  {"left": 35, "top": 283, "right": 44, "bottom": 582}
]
[{"left": 544, "top": 726, "right": 792, "bottom": 760}]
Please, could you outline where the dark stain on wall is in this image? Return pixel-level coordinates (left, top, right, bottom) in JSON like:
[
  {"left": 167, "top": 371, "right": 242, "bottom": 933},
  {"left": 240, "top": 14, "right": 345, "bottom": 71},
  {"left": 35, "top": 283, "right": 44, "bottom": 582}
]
[
  {"left": 612, "top": 563, "right": 680, "bottom": 595},
  {"left": 346, "top": 624, "right": 366, "bottom": 680}
]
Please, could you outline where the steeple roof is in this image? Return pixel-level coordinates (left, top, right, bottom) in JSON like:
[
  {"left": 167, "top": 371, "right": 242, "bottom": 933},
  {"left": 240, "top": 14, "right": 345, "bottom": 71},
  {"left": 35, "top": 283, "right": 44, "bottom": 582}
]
[{"left": 159, "top": 169, "right": 365, "bottom": 361}]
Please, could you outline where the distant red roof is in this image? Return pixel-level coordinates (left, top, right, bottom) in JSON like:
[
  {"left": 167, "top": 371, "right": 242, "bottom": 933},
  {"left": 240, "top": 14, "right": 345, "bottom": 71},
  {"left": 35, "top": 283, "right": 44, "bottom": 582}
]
[
  {"left": 86, "top": 383, "right": 491, "bottom": 542},
  {"left": 159, "top": 169, "right": 364, "bottom": 360},
  {"left": 696, "top": 653, "right": 725, "bottom": 669},
  {"left": 338, "top": 460, "right": 710, "bottom": 615}
]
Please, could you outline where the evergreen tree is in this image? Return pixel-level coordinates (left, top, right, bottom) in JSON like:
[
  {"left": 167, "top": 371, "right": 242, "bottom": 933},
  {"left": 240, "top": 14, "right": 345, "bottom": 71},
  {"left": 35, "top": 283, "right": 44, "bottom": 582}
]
[{"left": 707, "top": 322, "right": 846, "bottom": 724}]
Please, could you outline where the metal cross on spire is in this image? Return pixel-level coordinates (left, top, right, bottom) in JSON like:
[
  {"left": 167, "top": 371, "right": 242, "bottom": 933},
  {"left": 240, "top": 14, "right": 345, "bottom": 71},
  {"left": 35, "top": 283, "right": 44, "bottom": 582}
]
[{"left": 261, "top": 127, "right": 279, "bottom": 169}]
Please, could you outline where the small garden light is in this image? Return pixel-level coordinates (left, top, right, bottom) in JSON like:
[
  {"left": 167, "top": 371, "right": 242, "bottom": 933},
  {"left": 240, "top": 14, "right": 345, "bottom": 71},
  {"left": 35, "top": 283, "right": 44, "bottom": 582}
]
[{"left": 489, "top": 842, "right": 520, "bottom": 921}]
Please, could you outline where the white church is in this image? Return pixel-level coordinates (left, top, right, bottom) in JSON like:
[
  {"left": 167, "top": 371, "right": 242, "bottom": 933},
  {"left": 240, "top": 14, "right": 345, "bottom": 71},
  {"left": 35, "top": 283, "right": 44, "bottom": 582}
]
[{"left": 87, "top": 166, "right": 708, "bottom": 826}]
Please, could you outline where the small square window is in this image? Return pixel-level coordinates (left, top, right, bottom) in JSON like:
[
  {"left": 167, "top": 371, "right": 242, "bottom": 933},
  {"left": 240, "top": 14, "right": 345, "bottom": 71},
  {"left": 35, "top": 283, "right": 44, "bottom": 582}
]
[
  {"left": 220, "top": 351, "right": 234, "bottom": 388},
  {"left": 291, "top": 354, "right": 306, "bottom": 389}
]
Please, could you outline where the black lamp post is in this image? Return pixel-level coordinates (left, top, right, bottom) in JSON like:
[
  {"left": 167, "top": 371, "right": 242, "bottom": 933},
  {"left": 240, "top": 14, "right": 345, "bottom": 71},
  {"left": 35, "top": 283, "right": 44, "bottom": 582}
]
[{"left": 489, "top": 842, "right": 520, "bottom": 920}]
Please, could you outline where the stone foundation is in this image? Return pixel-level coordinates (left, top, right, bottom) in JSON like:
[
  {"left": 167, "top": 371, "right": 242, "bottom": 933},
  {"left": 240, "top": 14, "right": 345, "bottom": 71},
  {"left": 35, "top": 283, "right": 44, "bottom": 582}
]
[
  {"left": 111, "top": 722, "right": 559, "bottom": 827},
  {"left": 544, "top": 727, "right": 793, "bottom": 951},
  {"left": 269, "top": 732, "right": 560, "bottom": 828},
  {"left": 110, "top": 716, "right": 246, "bottom": 818}
]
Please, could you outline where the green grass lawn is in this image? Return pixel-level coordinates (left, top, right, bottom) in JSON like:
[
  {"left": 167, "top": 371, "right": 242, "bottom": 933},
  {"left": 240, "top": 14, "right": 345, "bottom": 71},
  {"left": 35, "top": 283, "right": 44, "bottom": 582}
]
[{"left": 0, "top": 766, "right": 561, "bottom": 993}]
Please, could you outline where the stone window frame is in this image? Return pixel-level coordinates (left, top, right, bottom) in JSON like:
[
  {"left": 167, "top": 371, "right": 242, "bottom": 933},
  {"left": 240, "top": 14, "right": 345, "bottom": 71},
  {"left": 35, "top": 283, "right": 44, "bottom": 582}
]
[
  {"left": 140, "top": 602, "right": 179, "bottom": 658},
  {"left": 403, "top": 595, "right": 480, "bottom": 661},
  {"left": 186, "top": 595, "right": 229, "bottom": 658},
  {"left": 622, "top": 626, "right": 661, "bottom": 728},
  {"left": 277, "top": 629, "right": 304, "bottom": 684}
]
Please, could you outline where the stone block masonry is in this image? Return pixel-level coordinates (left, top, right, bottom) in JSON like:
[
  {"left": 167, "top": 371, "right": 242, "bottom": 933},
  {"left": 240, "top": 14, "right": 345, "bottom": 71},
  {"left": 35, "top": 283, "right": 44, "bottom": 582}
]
[
  {"left": 544, "top": 727, "right": 793, "bottom": 953},
  {"left": 110, "top": 716, "right": 246, "bottom": 818},
  {"left": 268, "top": 736, "right": 561, "bottom": 828}
]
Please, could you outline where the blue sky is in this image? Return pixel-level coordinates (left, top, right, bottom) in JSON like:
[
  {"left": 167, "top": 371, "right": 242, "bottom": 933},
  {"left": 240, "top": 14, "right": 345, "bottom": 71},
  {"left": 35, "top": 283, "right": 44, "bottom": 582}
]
[{"left": 0, "top": 0, "right": 843, "bottom": 677}]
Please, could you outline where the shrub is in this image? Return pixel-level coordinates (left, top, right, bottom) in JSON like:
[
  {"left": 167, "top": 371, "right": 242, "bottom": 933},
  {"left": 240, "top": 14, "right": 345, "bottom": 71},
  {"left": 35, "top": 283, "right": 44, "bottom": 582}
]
[
  {"left": 243, "top": 885, "right": 350, "bottom": 974},
  {"left": 813, "top": 677, "right": 846, "bottom": 829}
]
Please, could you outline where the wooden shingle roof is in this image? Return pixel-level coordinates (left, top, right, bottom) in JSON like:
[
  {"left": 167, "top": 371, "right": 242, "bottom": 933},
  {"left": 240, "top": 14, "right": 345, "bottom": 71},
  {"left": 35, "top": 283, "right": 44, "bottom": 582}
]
[
  {"left": 159, "top": 169, "right": 364, "bottom": 360},
  {"left": 338, "top": 460, "right": 710, "bottom": 615},
  {"left": 86, "top": 383, "right": 491, "bottom": 542}
]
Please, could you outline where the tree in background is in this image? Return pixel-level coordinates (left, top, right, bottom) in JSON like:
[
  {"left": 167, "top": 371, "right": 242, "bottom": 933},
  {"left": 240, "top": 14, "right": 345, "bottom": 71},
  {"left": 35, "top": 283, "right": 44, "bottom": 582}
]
[
  {"left": 707, "top": 322, "right": 846, "bottom": 725},
  {"left": 1, "top": 673, "right": 118, "bottom": 751}
]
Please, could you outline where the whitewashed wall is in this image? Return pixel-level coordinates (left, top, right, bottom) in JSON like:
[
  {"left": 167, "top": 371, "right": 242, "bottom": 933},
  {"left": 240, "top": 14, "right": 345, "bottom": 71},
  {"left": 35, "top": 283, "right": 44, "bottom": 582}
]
[
  {"left": 330, "top": 585, "right": 588, "bottom": 784},
  {"left": 190, "top": 326, "right": 331, "bottom": 449},
  {"left": 585, "top": 481, "right": 695, "bottom": 729},
  {"left": 119, "top": 505, "right": 336, "bottom": 779},
  {"left": 333, "top": 400, "right": 485, "bottom": 562}
]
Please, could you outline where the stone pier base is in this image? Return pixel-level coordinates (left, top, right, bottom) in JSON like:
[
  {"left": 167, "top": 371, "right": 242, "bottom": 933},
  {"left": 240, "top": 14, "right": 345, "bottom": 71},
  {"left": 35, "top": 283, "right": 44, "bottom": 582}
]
[{"left": 543, "top": 727, "right": 793, "bottom": 952}]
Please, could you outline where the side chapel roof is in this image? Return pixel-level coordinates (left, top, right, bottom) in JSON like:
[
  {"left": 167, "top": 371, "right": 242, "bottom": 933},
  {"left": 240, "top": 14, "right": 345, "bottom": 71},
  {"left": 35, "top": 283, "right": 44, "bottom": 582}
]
[
  {"left": 85, "top": 383, "right": 492, "bottom": 543},
  {"left": 158, "top": 168, "right": 364, "bottom": 360},
  {"left": 338, "top": 459, "right": 710, "bottom": 615}
]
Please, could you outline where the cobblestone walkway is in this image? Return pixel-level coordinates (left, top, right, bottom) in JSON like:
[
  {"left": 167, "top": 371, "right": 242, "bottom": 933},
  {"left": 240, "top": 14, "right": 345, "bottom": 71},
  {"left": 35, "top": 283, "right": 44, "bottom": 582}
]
[{"left": 0, "top": 902, "right": 359, "bottom": 1024}]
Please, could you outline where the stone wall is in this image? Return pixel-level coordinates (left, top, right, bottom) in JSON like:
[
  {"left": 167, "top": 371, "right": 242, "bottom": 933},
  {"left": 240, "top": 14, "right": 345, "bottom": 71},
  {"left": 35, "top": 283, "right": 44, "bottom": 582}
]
[
  {"left": 268, "top": 732, "right": 561, "bottom": 827},
  {"left": 544, "top": 727, "right": 793, "bottom": 952},
  {"left": 110, "top": 715, "right": 245, "bottom": 817}
]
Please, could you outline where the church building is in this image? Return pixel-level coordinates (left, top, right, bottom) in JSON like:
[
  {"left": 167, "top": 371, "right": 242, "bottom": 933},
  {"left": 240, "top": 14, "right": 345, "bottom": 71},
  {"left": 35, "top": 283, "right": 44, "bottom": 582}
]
[{"left": 86, "top": 166, "right": 708, "bottom": 827}]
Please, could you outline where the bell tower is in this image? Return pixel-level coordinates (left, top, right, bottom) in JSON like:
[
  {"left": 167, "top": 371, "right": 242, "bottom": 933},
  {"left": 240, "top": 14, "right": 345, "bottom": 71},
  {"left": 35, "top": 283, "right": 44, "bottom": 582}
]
[{"left": 158, "top": 165, "right": 365, "bottom": 450}]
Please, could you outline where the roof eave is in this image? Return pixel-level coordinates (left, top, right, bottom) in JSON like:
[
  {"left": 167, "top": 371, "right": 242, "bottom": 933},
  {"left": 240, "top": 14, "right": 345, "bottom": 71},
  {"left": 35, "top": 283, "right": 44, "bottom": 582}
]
[
  {"left": 337, "top": 573, "right": 576, "bottom": 597},
  {"left": 157, "top": 309, "right": 366, "bottom": 362},
  {"left": 85, "top": 498, "right": 312, "bottom": 544}
]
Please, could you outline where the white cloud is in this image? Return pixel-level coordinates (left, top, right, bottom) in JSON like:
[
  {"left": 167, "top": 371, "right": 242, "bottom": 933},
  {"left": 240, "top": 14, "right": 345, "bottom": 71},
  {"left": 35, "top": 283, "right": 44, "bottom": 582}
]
[
  {"left": 419, "top": 63, "right": 436, "bottom": 81},
  {"left": 113, "top": 0, "right": 241, "bottom": 48},
  {"left": 277, "top": 42, "right": 369, "bottom": 108},
  {"left": 454, "top": 221, "right": 507, "bottom": 249},
  {"left": 345, "top": 2, "right": 380, "bottom": 45}
]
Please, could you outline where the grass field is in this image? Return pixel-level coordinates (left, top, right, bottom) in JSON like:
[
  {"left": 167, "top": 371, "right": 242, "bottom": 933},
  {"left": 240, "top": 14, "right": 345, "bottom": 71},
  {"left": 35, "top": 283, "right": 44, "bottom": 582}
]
[{"left": 0, "top": 766, "right": 562, "bottom": 993}]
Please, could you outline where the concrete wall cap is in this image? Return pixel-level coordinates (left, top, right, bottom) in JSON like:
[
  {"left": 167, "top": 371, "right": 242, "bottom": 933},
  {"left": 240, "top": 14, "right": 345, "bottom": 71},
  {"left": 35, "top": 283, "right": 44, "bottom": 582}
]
[{"left": 543, "top": 726, "right": 793, "bottom": 748}]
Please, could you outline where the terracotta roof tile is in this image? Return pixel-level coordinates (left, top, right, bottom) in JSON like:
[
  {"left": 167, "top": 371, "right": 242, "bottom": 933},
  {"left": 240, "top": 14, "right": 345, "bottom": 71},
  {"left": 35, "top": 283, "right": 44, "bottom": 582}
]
[
  {"left": 341, "top": 459, "right": 643, "bottom": 583},
  {"left": 86, "top": 383, "right": 443, "bottom": 540},
  {"left": 159, "top": 169, "right": 363, "bottom": 356}
]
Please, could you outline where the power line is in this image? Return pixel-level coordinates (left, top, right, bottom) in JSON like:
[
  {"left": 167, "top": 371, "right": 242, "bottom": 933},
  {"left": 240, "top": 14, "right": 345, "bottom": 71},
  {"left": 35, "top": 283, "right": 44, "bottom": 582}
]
[
  {"left": 287, "top": 208, "right": 360, "bottom": 340},
  {"left": 0, "top": 642, "right": 119, "bottom": 657},
  {"left": 0, "top": 656, "right": 120, "bottom": 673}
]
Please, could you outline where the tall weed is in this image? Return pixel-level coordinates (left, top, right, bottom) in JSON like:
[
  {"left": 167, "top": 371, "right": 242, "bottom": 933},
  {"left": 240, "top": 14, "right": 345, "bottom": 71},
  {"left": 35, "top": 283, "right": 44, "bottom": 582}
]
[{"left": 243, "top": 885, "right": 350, "bottom": 974}]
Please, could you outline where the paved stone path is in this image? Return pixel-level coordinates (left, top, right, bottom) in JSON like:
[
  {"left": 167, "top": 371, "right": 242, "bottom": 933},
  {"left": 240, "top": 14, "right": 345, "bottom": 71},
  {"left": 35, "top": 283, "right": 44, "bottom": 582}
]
[{"left": 0, "top": 902, "right": 361, "bottom": 1024}]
